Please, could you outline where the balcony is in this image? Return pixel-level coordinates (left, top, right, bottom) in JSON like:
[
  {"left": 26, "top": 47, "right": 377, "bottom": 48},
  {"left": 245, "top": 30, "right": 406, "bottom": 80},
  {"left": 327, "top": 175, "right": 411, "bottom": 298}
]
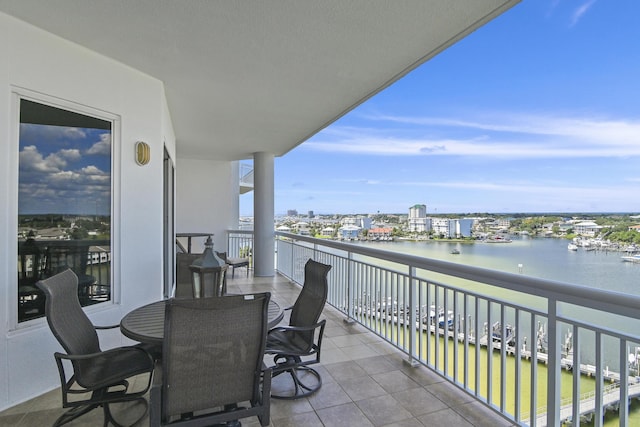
[
  {"left": 0, "top": 272, "right": 511, "bottom": 426},
  {"left": 240, "top": 163, "right": 254, "bottom": 195},
  {"left": 4, "top": 231, "right": 639, "bottom": 426},
  {"left": 272, "top": 232, "right": 640, "bottom": 425}
]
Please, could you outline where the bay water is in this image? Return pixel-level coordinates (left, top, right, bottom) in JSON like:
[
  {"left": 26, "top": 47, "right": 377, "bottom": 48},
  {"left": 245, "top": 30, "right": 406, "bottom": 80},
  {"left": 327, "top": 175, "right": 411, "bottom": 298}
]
[{"left": 352, "top": 236, "right": 640, "bottom": 365}]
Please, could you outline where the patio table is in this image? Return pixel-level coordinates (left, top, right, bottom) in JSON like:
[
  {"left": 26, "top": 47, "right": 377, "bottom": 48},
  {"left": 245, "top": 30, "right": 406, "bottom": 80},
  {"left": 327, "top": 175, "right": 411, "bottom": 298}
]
[{"left": 120, "top": 297, "right": 283, "bottom": 344}]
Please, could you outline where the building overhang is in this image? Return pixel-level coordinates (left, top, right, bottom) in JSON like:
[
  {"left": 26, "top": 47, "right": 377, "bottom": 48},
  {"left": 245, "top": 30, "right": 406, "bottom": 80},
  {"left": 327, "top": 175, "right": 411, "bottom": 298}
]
[{"left": 0, "top": 0, "right": 519, "bottom": 161}]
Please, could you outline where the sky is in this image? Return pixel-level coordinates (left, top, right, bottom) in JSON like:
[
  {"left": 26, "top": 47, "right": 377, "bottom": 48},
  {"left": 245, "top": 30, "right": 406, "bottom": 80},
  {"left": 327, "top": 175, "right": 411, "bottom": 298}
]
[
  {"left": 19, "top": 123, "right": 112, "bottom": 216},
  {"left": 241, "top": 0, "right": 640, "bottom": 216}
]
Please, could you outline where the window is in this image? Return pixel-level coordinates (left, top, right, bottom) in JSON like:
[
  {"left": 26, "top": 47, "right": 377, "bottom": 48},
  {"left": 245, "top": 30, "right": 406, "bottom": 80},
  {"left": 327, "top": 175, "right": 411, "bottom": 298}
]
[{"left": 18, "top": 99, "right": 112, "bottom": 322}]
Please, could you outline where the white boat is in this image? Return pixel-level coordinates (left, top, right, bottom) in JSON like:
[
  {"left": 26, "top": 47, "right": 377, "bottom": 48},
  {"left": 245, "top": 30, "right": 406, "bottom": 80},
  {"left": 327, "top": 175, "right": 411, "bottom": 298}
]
[
  {"left": 485, "top": 236, "right": 512, "bottom": 243},
  {"left": 568, "top": 243, "right": 578, "bottom": 251},
  {"left": 491, "top": 321, "right": 516, "bottom": 347},
  {"left": 621, "top": 254, "right": 640, "bottom": 263}
]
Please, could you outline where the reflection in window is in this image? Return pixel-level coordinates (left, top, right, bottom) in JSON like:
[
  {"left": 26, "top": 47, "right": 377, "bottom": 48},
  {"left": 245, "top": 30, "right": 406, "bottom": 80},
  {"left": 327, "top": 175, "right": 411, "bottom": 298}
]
[{"left": 18, "top": 99, "right": 112, "bottom": 322}]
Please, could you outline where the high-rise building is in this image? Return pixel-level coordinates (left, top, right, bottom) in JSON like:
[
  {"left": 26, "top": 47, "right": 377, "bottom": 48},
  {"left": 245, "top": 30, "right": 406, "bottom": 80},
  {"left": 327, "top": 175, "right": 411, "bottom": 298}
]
[
  {"left": 409, "top": 204, "right": 426, "bottom": 218},
  {"left": 408, "top": 204, "right": 428, "bottom": 232}
]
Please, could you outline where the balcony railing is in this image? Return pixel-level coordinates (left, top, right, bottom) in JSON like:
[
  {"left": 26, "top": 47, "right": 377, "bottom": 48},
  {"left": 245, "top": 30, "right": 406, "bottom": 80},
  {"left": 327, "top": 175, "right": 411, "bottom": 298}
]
[
  {"left": 18, "top": 239, "right": 111, "bottom": 322},
  {"left": 274, "top": 231, "right": 640, "bottom": 427},
  {"left": 239, "top": 163, "right": 254, "bottom": 195},
  {"left": 226, "top": 230, "right": 254, "bottom": 260}
]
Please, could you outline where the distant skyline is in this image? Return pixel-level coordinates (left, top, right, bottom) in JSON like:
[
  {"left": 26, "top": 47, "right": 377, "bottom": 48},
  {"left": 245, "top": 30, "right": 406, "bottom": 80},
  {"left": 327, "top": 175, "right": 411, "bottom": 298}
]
[{"left": 240, "top": 0, "right": 640, "bottom": 216}]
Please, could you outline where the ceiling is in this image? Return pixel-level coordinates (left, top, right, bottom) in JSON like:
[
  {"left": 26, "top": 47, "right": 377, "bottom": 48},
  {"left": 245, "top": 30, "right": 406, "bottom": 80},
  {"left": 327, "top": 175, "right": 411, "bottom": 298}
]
[{"left": 0, "top": 0, "right": 519, "bottom": 161}]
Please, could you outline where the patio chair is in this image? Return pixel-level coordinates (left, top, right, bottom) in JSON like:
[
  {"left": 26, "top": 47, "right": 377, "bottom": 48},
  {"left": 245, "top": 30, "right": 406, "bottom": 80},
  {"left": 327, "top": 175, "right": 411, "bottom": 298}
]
[
  {"left": 36, "top": 268, "right": 154, "bottom": 427},
  {"left": 216, "top": 251, "right": 250, "bottom": 278},
  {"left": 150, "top": 293, "right": 272, "bottom": 426},
  {"left": 265, "top": 259, "right": 331, "bottom": 399}
]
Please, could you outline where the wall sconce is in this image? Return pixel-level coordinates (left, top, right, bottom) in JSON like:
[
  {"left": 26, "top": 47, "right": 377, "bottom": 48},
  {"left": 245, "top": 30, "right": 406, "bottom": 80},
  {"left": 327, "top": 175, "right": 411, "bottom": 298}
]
[{"left": 135, "top": 141, "right": 150, "bottom": 166}]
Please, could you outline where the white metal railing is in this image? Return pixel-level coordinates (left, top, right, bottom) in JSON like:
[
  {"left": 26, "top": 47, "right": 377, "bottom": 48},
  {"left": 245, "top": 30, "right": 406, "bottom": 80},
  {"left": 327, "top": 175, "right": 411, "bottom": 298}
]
[
  {"left": 239, "top": 163, "right": 254, "bottom": 186},
  {"left": 226, "top": 230, "right": 253, "bottom": 260},
  {"left": 274, "top": 231, "right": 640, "bottom": 427}
]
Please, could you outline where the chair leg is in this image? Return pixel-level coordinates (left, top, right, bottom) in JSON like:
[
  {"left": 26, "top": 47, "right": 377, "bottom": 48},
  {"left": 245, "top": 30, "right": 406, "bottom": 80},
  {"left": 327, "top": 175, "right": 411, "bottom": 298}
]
[
  {"left": 53, "top": 403, "right": 101, "bottom": 427},
  {"left": 102, "top": 397, "right": 148, "bottom": 427},
  {"left": 271, "top": 366, "right": 322, "bottom": 400}
]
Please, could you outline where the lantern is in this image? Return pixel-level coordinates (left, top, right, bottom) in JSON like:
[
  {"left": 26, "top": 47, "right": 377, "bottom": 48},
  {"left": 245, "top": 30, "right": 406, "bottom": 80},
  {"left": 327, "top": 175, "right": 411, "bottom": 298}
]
[{"left": 189, "top": 236, "right": 228, "bottom": 297}]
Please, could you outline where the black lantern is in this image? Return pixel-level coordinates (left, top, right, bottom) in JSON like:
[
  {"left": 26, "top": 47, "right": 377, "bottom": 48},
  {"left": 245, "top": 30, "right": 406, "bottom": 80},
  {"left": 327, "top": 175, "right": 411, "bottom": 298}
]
[{"left": 189, "top": 236, "right": 228, "bottom": 297}]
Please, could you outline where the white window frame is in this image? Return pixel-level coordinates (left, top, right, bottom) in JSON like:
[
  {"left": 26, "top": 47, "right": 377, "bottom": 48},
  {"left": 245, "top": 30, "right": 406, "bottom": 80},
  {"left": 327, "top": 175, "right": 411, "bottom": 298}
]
[{"left": 9, "top": 87, "right": 122, "bottom": 331}]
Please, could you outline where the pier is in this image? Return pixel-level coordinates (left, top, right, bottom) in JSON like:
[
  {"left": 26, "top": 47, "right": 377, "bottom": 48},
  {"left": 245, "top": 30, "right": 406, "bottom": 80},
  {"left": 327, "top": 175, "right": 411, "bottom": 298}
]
[{"left": 527, "top": 382, "right": 640, "bottom": 426}]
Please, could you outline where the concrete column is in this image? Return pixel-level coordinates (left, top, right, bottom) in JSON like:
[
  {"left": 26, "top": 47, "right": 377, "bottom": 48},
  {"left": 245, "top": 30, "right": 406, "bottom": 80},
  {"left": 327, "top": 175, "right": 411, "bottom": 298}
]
[{"left": 253, "top": 152, "right": 274, "bottom": 276}]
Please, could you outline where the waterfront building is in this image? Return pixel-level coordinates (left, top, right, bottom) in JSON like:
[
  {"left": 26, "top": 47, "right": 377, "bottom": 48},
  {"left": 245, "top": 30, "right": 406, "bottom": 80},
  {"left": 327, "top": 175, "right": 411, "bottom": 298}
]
[
  {"left": 408, "top": 204, "right": 429, "bottom": 232},
  {"left": 342, "top": 216, "right": 372, "bottom": 230},
  {"left": 409, "top": 204, "right": 426, "bottom": 218},
  {"left": 573, "top": 220, "right": 601, "bottom": 237},
  {"left": 338, "top": 224, "right": 361, "bottom": 240},
  {"left": 368, "top": 227, "right": 393, "bottom": 240},
  {"left": 292, "top": 221, "right": 310, "bottom": 235},
  {"left": 432, "top": 218, "right": 456, "bottom": 238},
  {"left": 431, "top": 218, "right": 473, "bottom": 238},
  {"left": 320, "top": 226, "right": 334, "bottom": 237},
  {"left": 456, "top": 218, "right": 474, "bottom": 237}
]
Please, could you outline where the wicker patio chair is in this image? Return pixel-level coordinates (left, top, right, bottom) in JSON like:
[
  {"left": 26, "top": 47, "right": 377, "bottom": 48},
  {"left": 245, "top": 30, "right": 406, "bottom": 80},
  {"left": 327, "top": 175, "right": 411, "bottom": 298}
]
[
  {"left": 265, "top": 259, "right": 331, "bottom": 399},
  {"left": 150, "top": 293, "right": 272, "bottom": 426},
  {"left": 36, "top": 269, "right": 154, "bottom": 427}
]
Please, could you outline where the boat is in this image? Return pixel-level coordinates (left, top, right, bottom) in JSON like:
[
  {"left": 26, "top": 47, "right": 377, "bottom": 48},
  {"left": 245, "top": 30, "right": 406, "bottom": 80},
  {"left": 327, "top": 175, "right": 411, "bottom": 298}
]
[
  {"left": 568, "top": 243, "right": 578, "bottom": 251},
  {"left": 490, "top": 321, "right": 516, "bottom": 347},
  {"left": 621, "top": 254, "right": 640, "bottom": 263},
  {"left": 484, "top": 236, "right": 512, "bottom": 243},
  {"left": 438, "top": 310, "right": 454, "bottom": 330},
  {"left": 450, "top": 249, "right": 460, "bottom": 254},
  {"left": 420, "top": 305, "right": 453, "bottom": 329}
]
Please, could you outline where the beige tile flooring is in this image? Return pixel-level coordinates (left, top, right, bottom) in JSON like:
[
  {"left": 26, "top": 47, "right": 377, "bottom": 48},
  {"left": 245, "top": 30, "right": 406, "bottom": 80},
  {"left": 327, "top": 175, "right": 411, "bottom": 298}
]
[{"left": 0, "top": 273, "right": 516, "bottom": 427}]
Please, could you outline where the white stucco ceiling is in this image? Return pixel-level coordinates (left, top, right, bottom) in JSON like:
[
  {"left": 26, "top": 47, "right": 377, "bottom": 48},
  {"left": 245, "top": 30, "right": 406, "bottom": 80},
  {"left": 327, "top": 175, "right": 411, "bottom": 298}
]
[{"left": 0, "top": 0, "right": 519, "bottom": 161}]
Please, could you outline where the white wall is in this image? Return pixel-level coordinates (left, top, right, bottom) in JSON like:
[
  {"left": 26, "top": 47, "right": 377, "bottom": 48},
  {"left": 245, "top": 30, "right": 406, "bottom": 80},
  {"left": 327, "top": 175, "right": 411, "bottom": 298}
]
[
  {"left": 0, "top": 12, "right": 175, "bottom": 410},
  {"left": 175, "top": 159, "right": 239, "bottom": 254}
]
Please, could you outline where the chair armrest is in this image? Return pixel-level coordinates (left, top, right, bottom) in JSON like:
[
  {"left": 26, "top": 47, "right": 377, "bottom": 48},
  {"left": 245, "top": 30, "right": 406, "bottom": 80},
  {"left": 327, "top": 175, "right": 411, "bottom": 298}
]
[
  {"left": 268, "top": 319, "right": 325, "bottom": 335},
  {"left": 55, "top": 346, "right": 154, "bottom": 390},
  {"left": 54, "top": 345, "right": 154, "bottom": 364}
]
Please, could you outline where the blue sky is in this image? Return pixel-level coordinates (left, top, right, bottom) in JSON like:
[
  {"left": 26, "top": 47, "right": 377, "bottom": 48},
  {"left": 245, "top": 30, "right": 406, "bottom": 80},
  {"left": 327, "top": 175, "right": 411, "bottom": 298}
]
[{"left": 241, "top": 0, "right": 640, "bottom": 216}]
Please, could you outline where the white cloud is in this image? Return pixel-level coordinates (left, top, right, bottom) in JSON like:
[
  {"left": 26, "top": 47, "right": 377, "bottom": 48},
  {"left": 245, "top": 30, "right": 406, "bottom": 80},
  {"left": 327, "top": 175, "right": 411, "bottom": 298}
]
[
  {"left": 58, "top": 149, "right": 82, "bottom": 161},
  {"left": 19, "top": 124, "right": 86, "bottom": 144},
  {"left": 571, "top": 0, "right": 596, "bottom": 27},
  {"left": 19, "top": 145, "right": 65, "bottom": 172},
  {"left": 86, "top": 133, "right": 111, "bottom": 155},
  {"left": 305, "top": 111, "right": 640, "bottom": 158}
]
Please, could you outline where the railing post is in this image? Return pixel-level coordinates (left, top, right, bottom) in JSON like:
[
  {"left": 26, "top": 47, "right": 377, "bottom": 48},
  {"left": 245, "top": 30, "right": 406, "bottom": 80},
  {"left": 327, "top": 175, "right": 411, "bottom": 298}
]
[
  {"left": 546, "top": 299, "right": 561, "bottom": 427},
  {"left": 405, "top": 265, "right": 418, "bottom": 367},
  {"left": 344, "top": 252, "right": 355, "bottom": 324}
]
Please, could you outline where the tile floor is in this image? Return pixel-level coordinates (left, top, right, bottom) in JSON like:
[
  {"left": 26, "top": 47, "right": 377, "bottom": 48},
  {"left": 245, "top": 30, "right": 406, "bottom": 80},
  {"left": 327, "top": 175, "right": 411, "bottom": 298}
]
[{"left": 0, "top": 273, "right": 516, "bottom": 426}]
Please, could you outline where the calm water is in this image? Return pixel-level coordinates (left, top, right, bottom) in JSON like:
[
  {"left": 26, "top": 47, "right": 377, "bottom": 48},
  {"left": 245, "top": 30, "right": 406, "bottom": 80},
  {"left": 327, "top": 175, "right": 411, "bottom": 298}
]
[{"left": 357, "top": 236, "right": 639, "bottom": 295}]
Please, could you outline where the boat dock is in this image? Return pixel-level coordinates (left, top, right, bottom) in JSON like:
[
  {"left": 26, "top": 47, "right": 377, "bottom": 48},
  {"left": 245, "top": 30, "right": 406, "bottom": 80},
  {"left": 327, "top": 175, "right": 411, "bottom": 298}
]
[
  {"left": 526, "top": 382, "right": 640, "bottom": 426},
  {"left": 355, "top": 305, "right": 640, "bottom": 424}
]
